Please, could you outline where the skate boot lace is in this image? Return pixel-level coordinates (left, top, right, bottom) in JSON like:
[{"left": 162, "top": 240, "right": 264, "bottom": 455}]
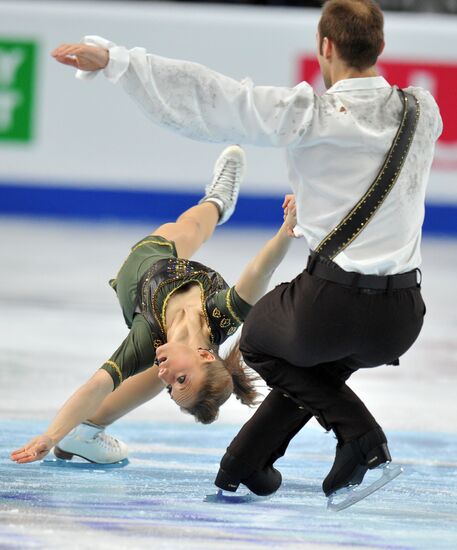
[
  {"left": 210, "top": 160, "right": 239, "bottom": 200},
  {"left": 93, "top": 431, "right": 121, "bottom": 450}
]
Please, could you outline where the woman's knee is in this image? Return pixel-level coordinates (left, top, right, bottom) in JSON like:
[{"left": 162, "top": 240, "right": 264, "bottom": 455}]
[{"left": 176, "top": 213, "right": 205, "bottom": 236}]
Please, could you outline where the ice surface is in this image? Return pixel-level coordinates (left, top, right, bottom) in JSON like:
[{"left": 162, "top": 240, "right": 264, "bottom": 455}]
[
  {"left": 2, "top": 421, "right": 457, "bottom": 550},
  {"left": 1, "top": 217, "right": 457, "bottom": 549}
]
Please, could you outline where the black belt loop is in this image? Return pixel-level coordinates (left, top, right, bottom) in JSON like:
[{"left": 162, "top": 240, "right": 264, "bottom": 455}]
[
  {"left": 306, "top": 253, "right": 317, "bottom": 275},
  {"left": 386, "top": 275, "right": 394, "bottom": 295},
  {"left": 351, "top": 272, "right": 361, "bottom": 294}
]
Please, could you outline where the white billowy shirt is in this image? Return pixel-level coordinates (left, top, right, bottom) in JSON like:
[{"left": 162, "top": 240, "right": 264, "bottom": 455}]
[{"left": 77, "top": 36, "right": 443, "bottom": 275}]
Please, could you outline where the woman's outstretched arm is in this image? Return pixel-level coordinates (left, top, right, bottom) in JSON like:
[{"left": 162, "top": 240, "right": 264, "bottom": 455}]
[
  {"left": 10, "top": 370, "right": 114, "bottom": 464},
  {"left": 88, "top": 366, "right": 164, "bottom": 427},
  {"left": 234, "top": 195, "right": 298, "bottom": 306}
]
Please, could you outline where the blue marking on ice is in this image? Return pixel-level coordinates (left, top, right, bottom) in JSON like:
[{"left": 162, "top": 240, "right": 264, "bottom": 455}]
[
  {"left": 2, "top": 420, "right": 457, "bottom": 549},
  {"left": 42, "top": 458, "right": 130, "bottom": 469},
  {"left": 204, "top": 489, "right": 273, "bottom": 504}
]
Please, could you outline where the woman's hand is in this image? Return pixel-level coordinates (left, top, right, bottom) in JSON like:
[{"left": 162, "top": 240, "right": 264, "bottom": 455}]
[
  {"left": 51, "top": 44, "right": 109, "bottom": 71},
  {"left": 282, "top": 194, "right": 298, "bottom": 237},
  {"left": 10, "top": 370, "right": 114, "bottom": 465},
  {"left": 11, "top": 434, "right": 54, "bottom": 464}
]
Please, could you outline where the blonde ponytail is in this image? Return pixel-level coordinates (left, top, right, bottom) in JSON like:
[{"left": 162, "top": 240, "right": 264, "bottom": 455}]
[{"left": 222, "top": 344, "right": 260, "bottom": 407}]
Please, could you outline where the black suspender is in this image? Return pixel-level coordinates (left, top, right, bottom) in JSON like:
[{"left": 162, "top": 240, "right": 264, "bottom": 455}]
[{"left": 314, "top": 89, "right": 420, "bottom": 261}]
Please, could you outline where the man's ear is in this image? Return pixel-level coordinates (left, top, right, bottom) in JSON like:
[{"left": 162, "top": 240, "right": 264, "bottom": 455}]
[{"left": 322, "top": 37, "right": 334, "bottom": 60}]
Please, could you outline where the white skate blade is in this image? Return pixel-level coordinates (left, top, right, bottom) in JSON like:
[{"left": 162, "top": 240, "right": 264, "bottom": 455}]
[
  {"left": 204, "top": 489, "right": 272, "bottom": 504},
  {"left": 41, "top": 458, "right": 129, "bottom": 469},
  {"left": 327, "top": 464, "right": 403, "bottom": 512}
]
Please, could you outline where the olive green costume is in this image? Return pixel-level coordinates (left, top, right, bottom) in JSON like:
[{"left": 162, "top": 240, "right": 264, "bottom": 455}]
[{"left": 101, "top": 235, "right": 251, "bottom": 389}]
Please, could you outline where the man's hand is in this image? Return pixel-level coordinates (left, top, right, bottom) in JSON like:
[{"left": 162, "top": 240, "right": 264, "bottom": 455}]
[
  {"left": 51, "top": 44, "right": 109, "bottom": 72},
  {"left": 11, "top": 434, "right": 55, "bottom": 464}
]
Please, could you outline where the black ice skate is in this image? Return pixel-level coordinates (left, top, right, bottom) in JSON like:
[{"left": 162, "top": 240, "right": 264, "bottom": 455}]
[
  {"left": 205, "top": 452, "right": 281, "bottom": 504},
  {"left": 323, "top": 427, "right": 403, "bottom": 512}
]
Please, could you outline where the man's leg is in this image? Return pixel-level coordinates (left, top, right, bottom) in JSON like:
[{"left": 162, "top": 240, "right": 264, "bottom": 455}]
[
  {"left": 242, "top": 354, "right": 379, "bottom": 443},
  {"left": 241, "top": 353, "right": 390, "bottom": 497},
  {"left": 215, "top": 388, "right": 313, "bottom": 495},
  {"left": 216, "top": 351, "right": 389, "bottom": 497},
  {"left": 238, "top": 272, "right": 381, "bottom": 444},
  {"left": 222, "top": 263, "right": 424, "bottom": 498},
  {"left": 214, "top": 361, "right": 363, "bottom": 496},
  {"left": 221, "top": 272, "right": 388, "bottom": 497}
]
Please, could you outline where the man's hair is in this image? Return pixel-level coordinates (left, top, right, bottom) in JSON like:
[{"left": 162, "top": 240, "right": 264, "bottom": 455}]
[
  {"left": 318, "top": 0, "right": 384, "bottom": 71},
  {"left": 180, "top": 343, "right": 260, "bottom": 424}
]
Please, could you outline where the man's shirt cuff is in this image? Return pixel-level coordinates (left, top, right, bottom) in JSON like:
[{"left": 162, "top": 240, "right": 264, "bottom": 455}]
[{"left": 75, "top": 35, "right": 129, "bottom": 83}]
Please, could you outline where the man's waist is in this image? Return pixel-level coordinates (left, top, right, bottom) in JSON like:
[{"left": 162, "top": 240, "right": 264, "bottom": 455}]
[{"left": 306, "top": 253, "right": 421, "bottom": 290}]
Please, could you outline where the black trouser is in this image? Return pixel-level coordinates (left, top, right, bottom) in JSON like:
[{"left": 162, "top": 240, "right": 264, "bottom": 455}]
[
  {"left": 226, "top": 387, "right": 313, "bottom": 472},
  {"left": 228, "top": 267, "right": 425, "bottom": 470}
]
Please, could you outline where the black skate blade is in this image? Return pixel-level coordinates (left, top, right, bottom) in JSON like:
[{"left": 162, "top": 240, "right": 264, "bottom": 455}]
[
  {"left": 41, "top": 458, "right": 129, "bottom": 469},
  {"left": 204, "top": 489, "right": 271, "bottom": 504},
  {"left": 327, "top": 464, "right": 403, "bottom": 512}
]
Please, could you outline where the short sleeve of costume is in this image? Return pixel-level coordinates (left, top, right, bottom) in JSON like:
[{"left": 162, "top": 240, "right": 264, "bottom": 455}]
[
  {"left": 208, "top": 286, "right": 252, "bottom": 344},
  {"left": 100, "top": 314, "right": 157, "bottom": 389}
]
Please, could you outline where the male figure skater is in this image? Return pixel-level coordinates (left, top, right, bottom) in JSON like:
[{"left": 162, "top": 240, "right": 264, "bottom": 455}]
[{"left": 51, "top": 0, "right": 441, "bottom": 505}]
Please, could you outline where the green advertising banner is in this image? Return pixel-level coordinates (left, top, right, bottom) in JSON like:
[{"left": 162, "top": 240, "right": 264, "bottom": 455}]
[{"left": 0, "top": 39, "right": 37, "bottom": 142}]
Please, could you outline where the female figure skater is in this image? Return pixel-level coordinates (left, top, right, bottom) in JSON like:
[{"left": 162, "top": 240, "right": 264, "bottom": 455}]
[{"left": 11, "top": 145, "right": 298, "bottom": 465}]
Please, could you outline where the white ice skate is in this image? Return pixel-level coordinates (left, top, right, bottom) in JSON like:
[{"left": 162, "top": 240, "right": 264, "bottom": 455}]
[
  {"left": 327, "top": 463, "right": 403, "bottom": 512},
  {"left": 53, "top": 422, "right": 129, "bottom": 465},
  {"left": 199, "top": 145, "right": 246, "bottom": 225}
]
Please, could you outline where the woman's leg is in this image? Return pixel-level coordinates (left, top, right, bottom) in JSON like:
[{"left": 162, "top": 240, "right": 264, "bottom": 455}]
[
  {"left": 88, "top": 367, "right": 164, "bottom": 427},
  {"left": 152, "top": 144, "right": 245, "bottom": 259},
  {"left": 152, "top": 202, "right": 219, "bottom": 259}
]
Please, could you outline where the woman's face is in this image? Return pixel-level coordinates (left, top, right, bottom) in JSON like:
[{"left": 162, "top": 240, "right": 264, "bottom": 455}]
[{"left": 155, "top": 342, "right": 213, "bottom": 408}]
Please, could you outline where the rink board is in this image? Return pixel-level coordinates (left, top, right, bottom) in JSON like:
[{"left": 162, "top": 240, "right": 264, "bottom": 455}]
[{"left": 1, "top": 420, "right": 456, "bottom": 550}]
